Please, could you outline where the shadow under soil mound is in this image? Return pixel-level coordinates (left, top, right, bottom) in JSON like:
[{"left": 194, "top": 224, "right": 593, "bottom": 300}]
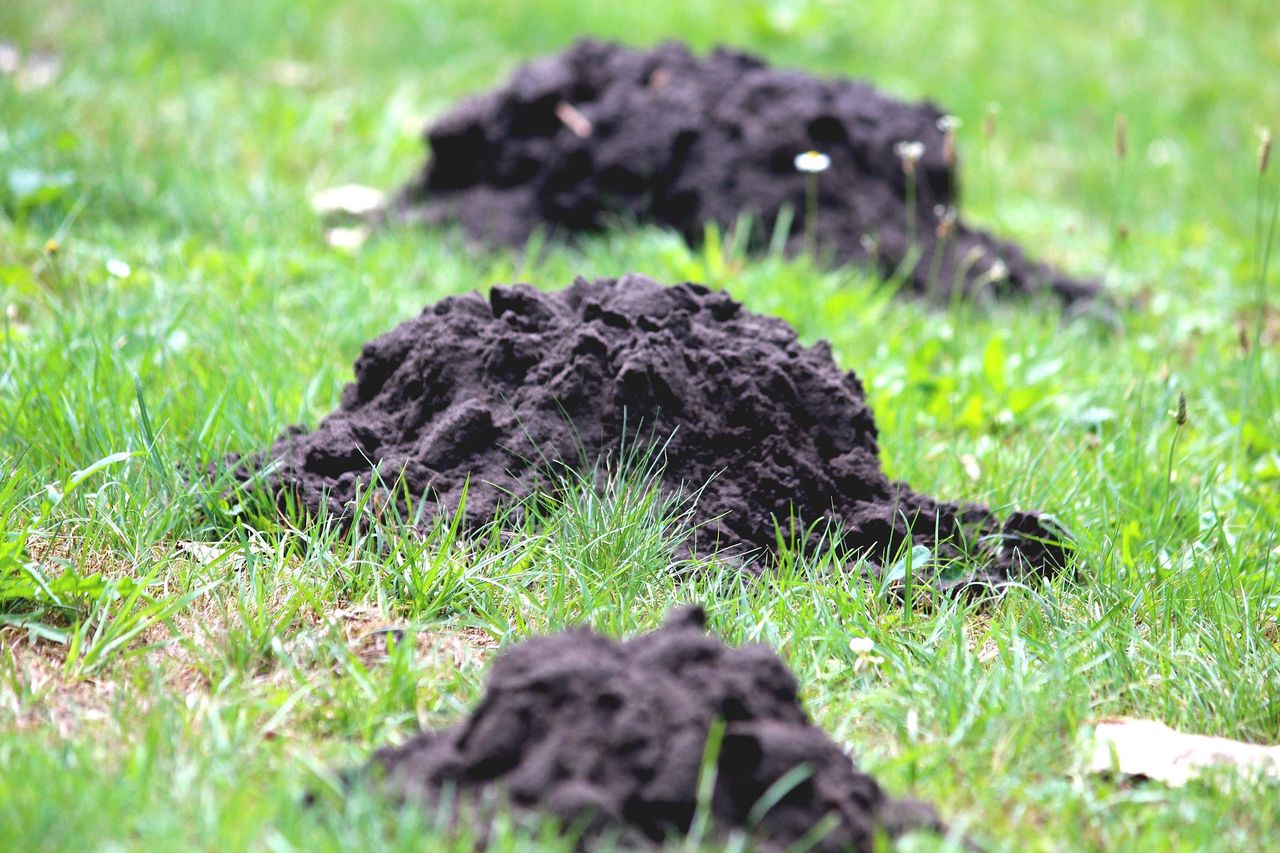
[
  {"left": 228, "top": 274, "right": 1069, "bottom": 589},
  {"left": 394, "top": 38, "right": 1099, "bottom": 306},
  {"left": 366, "top": 606, "right": 952, "bottom": 851}
]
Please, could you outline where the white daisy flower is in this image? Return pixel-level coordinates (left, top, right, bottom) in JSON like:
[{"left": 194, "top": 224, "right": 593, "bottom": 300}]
[
  {"left": 794, "top": 150, "right": 831, "bottom": 174},
  {"left": 894, "top": 140, "right": 925, "bottom": 166}
]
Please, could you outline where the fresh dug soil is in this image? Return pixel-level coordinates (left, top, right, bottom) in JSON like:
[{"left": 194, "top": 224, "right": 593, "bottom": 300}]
[
  {"left": 368, "top": 606, "right": 950, "bottom": 851},
  {"left": 394, "top": 38, "right": 1098, "bottom": 305},
  {"left": 231, "top": 274, "right": 1068, "bottom": 588}
]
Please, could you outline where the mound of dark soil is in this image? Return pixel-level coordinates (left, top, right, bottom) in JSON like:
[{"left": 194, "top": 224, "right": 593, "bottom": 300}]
[
  {"left": 394, "top": 38, "right": 1098, "bottom": 305},
  {"left": 370, "top": 606, "right": 949, "bottom": 850},
  {"left": 232, "top": 274, "right": 1067, "bottom": 587}
]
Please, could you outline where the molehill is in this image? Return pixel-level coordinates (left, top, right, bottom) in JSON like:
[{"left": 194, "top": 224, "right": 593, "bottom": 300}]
[
  {"left": 368, "top": 606, "right": 949, "bottom": 850},
  {"left": 232, "top": 275, "right": 1067, "bottom": 588},
  {"left": 394, "top": 38, "right": 1098, "bottom": 305}
]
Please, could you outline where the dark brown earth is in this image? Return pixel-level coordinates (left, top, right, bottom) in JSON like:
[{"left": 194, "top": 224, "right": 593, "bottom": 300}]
[
  {"left": 369, "top": 606, "right": 950, "bottom": 851},
  {"left": 231, "top": 275, "right": 1068, "bottom": 588},
  {"left": 394, "top": 38, "right": 1098, "bottom": 305}
]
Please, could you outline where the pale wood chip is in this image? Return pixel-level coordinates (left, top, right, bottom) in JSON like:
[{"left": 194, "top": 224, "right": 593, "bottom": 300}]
[
  {"left": 1086, "top": 718, "right": 1280, "bottom": 786},
  {"left": 555, "top": 101, "right": 593, "bottom": 138}
]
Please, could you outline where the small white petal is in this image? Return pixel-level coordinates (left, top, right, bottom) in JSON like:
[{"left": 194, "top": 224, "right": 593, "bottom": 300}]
[
  {"left": 0, "top": 43, "right": 18, "bottom": 75},
  {"left": 794, "top": 150, "right": 831, "bottom": 173},
  {"left": 326, "top": 225, "right": 370, "bottom": 251},
  {"left": 312, "top": 184, "right": 385, "bottom": 217},
  {"left": 106, "top": 259, "right": 131, "bottom": 278},
  {"left": 894, "top": 141, "right": 925, "bottom": 163},
  {"left": 849, "top": 637, "right": 876, "bottom": 654}
]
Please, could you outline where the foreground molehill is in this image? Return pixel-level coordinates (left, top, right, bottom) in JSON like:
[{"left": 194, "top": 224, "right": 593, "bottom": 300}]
[
  {"left": 232, "top": 275, "right": 1067, "bottom": 588},
  {"left": 394, "top": 39, "right": 1098, "bottom": 305},
  {"left": 369, "top": 607, "right": 947, "bottom": 850}
]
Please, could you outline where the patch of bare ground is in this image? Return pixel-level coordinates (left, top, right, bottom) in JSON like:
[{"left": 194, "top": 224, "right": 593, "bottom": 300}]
[
  {"left": 2, "top": 537, "right": 497, "bottom": 736},
  {"left": 1262, "top": 615, "right": 1280, "bottom": 647},
  {"left": 323, "top": 605, "right": 498, "bottom": 670},
  {"left": 962, "top": 614, "right": 1001, "bottom": 663}
]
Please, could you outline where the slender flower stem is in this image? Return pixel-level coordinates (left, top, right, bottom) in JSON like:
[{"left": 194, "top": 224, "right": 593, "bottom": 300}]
[
  {"left": 905, "top": 168, "right": 917, "bottom": 260},
  {"left": 805, "top": 172, "right": 818, "bottom": 258}
]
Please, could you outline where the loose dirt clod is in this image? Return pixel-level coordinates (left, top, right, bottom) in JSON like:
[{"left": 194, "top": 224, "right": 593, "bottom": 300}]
[
  {"left": 232, "top": 275, "right": 1068, "bottom": 587},
  {"left": 368, "top": 606, "right": 949, "bottom": 851},
  {"left": 394, "top": 39, "right": 1098, "bottom": 305}
]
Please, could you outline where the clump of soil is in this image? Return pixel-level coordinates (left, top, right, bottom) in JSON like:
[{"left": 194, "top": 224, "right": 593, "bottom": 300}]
[
  {"left": 232, "top": 275, "right": 1068, "bottom": 588},
  {"left": 394, "top": 38, "right": 1098, "bottom": 305},
  {"left": 369, "top": 606, "right": 949, "bottom": 850}
]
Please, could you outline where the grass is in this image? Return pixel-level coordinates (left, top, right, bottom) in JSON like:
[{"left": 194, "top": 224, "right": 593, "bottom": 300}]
[{"left": 1, "top": 0, "right": 1279, "bottom": 849}]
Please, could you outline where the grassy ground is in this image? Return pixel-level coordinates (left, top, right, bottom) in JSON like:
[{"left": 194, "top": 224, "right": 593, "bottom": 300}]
[{"left": 2, "top": 0, "right": 1279, "bottom": 849}]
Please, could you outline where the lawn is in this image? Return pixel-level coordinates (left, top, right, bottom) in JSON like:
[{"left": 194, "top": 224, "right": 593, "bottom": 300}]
[{"left": 2, "top": 0, "right": 1279, "bottom": 849}]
